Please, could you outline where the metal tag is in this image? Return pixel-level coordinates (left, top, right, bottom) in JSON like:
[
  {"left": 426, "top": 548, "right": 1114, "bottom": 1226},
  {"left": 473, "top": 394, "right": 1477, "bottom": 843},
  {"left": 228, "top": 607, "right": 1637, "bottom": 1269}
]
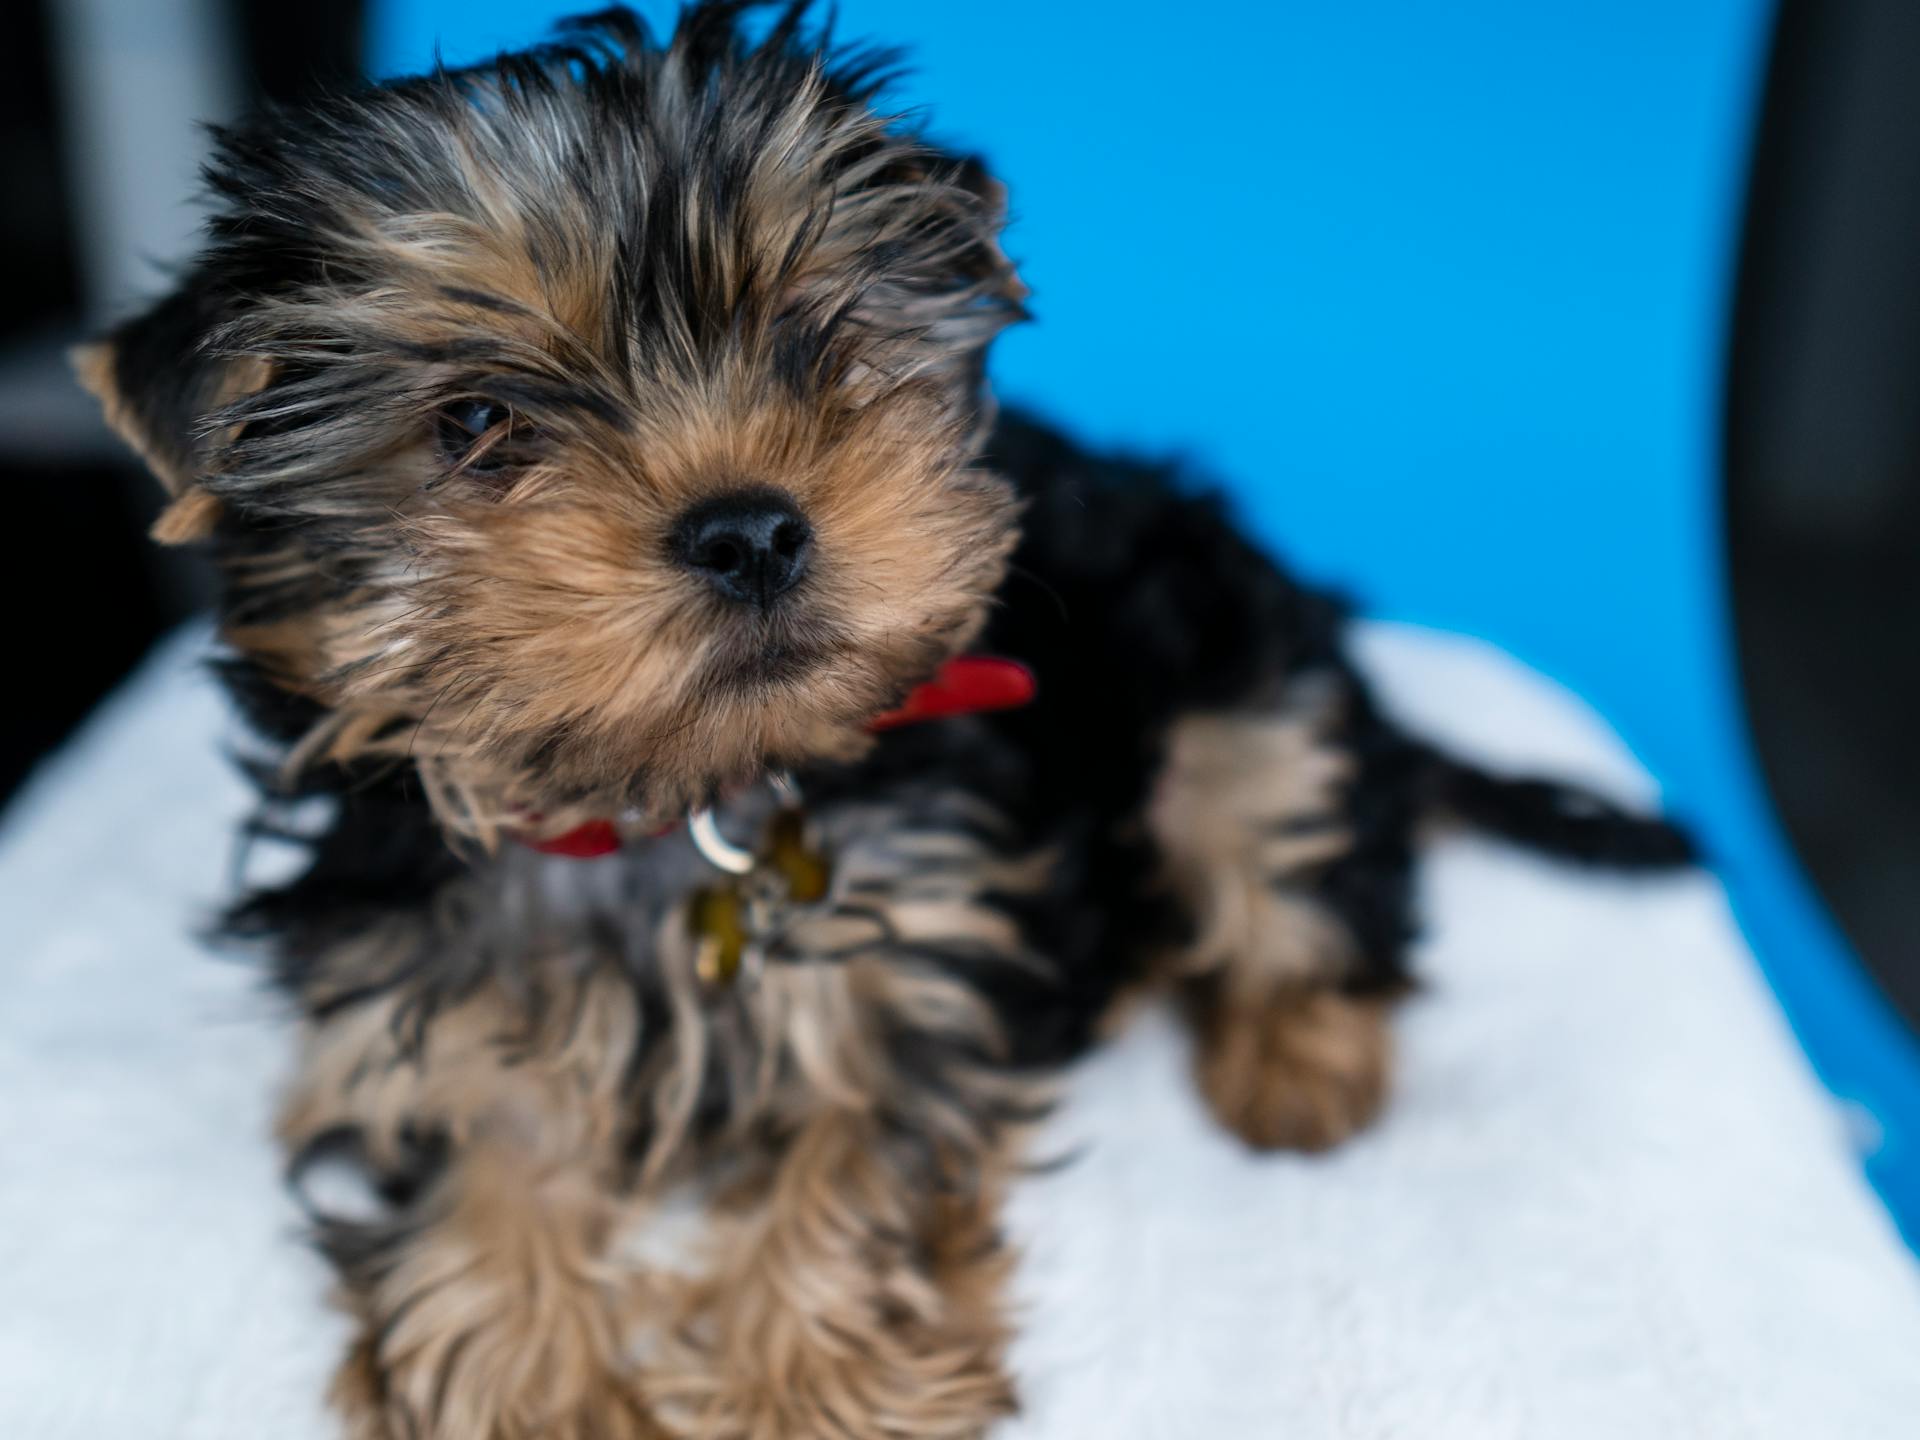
[{"left": 687, "top": 779, "right": 833, "bottom": 989}]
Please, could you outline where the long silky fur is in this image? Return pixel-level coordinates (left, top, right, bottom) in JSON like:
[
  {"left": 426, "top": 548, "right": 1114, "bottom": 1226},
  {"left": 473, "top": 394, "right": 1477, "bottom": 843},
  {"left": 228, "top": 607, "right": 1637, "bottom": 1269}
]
[
  {"left": 140, "top": 0, "right": 1027, "bottom": 837},
  {"left": 75, "top": 6, "right": 1692, "bottom": 1438}
]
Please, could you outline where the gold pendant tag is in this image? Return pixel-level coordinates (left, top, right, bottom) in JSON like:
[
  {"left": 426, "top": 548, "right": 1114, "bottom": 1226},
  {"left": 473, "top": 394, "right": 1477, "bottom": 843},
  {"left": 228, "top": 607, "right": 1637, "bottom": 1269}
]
[
  {"left": 691, "top": 883, "right": 750, "bottom": 986},
  {"left": 688, "top": 801, "right": 833, "bottom": 989}
]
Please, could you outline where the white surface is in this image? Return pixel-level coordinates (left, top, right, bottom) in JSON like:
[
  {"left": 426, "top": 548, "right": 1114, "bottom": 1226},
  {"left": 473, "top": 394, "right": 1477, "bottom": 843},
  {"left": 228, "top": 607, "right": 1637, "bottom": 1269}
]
[{"left": 3, "top": 623, "right": 1917, "bottom": 1438}]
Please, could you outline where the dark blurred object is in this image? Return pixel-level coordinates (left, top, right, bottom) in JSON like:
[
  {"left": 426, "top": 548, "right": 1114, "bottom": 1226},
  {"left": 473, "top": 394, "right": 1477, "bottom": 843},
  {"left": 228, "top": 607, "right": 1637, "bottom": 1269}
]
[
  {"left": 0, "top": 0, "right": 142, "bottom": 803},
  {"left": 0, "top": 0, "right": 363, "bottom": 804},
  {"left": 0, "top": 3, "right": 79, "bottom": 339},
  {"left": 231, "top": 0, "right": 368, "bottom": 110},
  {"left": 1730, "top": 0, "right": 1920, "bottom": 1024}
]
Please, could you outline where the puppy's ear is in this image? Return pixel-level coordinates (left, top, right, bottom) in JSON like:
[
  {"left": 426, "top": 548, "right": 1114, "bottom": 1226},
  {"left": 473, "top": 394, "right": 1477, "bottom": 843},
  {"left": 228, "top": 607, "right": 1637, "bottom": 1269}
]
[
  {"left": 922, "top": 151, "right": 1026, "bottom": 442},
  {"left": 72, "top": 270, "right": 269, "bottom": 544},
  {"left": 946, "top": 153, "right": 1028, "bottom": 314}
]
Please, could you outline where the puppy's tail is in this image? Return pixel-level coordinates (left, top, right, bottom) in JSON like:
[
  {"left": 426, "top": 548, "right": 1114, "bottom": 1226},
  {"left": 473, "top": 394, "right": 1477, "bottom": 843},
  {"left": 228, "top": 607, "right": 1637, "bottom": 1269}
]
[{"left": 1411, "top": 744, "right": 1696, "bottom": 870}]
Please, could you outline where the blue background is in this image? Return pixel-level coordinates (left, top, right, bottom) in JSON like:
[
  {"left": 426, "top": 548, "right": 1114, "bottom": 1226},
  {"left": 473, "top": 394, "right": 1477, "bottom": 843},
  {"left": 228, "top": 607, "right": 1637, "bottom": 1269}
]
[{"left": 372, "top": 0, "right": 1920, "bottom": 1237}]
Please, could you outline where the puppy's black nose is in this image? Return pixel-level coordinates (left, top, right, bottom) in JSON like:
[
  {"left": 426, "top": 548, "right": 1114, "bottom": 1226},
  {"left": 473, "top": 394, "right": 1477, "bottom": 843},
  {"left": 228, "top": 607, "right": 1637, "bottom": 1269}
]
[{"left": 671, "top": 487, "right": 813, "bottom": 609}]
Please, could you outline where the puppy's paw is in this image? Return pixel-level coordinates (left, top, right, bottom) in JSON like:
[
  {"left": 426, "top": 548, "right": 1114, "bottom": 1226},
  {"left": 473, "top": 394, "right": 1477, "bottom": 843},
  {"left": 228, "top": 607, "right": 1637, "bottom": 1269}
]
[
  {"left": 649, "top": 1300, "right": 1015, "bottom": 1440},
  {"left": 1191, "top": 987, "right": 1393, "bottom": 1152},
  {"left": 331, "top": 1333, "right": 662, "bottom": 1440}
]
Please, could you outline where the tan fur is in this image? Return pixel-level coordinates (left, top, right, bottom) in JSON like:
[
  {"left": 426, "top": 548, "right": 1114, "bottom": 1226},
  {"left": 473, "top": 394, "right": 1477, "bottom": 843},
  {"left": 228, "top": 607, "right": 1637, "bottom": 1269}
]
[
  {"left": 629, "top": 804, "right": 1050, "bottom": 1180},
  {"left": 1149, "top": 678, "right": 1357, "bottom": 981},
  {"left": 195, "top": 228, "right": 1019, "bottom": 840},
  {"left": 1190, "top": 987, "right": 1394, "bottom": 1153},
  {"left": 220, "top": 610, "right": 331, "bottom": 698},
  {"left": 279, "top": 950, "right": 640, "bottom": 1163},
  {"left": 285, "top": 800, "right": 1047, "bottom": 1439},
  {"left": 71, "top": 340, "right": 194, "bottom": 496},
  {"left": 73, "top": 340, "right": 270, "bottom": 505},
  {"left": 637, "top": 815, "right": 1043, "bottom": 1439},
  {"left": 1148, "top": 681, "right": 1400, "bottom": 1151},
  {"left": 645, "top": 1113, "right": 1020, "bottom": 1440},
  {"left": 361, "top": 390, "right": 1014, "bottom": 837},
  {"left": 56, "top": 13, "right": 1421, "bottom": 1430},
  {"left": 76, "top": 27, "right": 1026, "bottom": 839},
  {"left": 332, "top": 1143, "right": 661, "bottom": 1440},
  {"left": 150, "top": 487, "right": 226, "bottom": 544},
  {"left": 283, "top": 961, "right": 652, "bottom": 1439}
]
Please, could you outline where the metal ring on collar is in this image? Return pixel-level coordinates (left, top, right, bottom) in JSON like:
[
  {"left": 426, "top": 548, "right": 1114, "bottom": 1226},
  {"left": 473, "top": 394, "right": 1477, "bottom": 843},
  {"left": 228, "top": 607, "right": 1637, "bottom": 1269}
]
[{"left": 687, "top": 772, "right": 801, "bottom": 874}]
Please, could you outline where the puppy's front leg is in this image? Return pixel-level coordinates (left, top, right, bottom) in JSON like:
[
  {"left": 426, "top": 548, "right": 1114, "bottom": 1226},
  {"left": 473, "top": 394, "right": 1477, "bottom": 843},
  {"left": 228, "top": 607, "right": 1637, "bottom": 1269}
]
[
  {"left": 1151, "top": 692, "right": 1402, "bottom": 1152},
  {"left": 326, "top": 1133, "right": 660, "bottom": 1440},
  {"left": 282, "top": 970, "right": 658, "bottom": 1440},
  {"left": 649, "top": 1102, "right": 1019, "bottom": 1440}
]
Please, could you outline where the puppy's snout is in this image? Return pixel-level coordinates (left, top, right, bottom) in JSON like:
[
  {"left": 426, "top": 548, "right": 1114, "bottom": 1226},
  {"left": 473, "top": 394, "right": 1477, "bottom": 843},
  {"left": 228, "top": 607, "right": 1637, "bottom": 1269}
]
[{"left": 672, "top": 486, "right": 813, "bottom": 609}]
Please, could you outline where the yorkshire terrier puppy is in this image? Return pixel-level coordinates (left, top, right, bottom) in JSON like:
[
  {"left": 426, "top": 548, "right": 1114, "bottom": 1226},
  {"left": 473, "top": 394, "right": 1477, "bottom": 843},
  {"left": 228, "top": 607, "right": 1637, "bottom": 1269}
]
[{"left": 78, "top": 5, "right": 1689, "bottom": 1437}]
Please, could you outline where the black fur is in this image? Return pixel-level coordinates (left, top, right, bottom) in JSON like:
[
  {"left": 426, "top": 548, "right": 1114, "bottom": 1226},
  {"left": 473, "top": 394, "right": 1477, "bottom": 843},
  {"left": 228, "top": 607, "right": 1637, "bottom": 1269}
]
[
  {"left": 79, "top": 8, "right": 1701, "bottom": 1428},
  {"left": 225, "top": 407, "right": 1691, "bottom": 1086},
  {"left": 128, "top": 1, "right": 1013, "bottom": 552}
]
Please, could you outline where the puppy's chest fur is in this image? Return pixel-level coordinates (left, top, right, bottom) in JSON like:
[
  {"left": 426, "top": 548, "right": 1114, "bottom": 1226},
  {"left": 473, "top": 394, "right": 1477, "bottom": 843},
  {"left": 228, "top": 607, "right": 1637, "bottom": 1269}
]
[
  {"left": 283, "top": 760, "right": 1070, "bottom": 1178},
  {"left": 75, "top": 10, "right": 1693, "bottom": 1430},
  {"left": 249, "top": 411, "right": 1418, "bottom": 1192},
  {"left": 429, "top": 782, "right": 1055, "bottom": 1045}
]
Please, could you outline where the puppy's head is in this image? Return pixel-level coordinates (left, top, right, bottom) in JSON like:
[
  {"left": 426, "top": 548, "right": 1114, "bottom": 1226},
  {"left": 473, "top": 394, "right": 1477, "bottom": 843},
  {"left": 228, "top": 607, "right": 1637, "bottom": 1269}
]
[{"left": 77, "top": 2, "right": 1027, "bottom": 836}]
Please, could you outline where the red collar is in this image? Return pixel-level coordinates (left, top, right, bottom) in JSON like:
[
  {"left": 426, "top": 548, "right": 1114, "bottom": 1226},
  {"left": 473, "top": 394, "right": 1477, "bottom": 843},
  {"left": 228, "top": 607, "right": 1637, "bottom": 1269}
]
[
  {"left": 518, "top": 655, "right": 1036, "bottom": 858},
  {"left": 864, "top": 653, "right": 1037, "bottom": 731}
]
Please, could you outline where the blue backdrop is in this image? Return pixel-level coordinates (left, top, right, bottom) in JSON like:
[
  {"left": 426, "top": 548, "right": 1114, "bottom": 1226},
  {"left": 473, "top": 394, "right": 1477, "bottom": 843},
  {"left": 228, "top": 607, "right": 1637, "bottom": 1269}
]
[{"left": 371, "top": 1, "right": 1920, "bottom": 1238}]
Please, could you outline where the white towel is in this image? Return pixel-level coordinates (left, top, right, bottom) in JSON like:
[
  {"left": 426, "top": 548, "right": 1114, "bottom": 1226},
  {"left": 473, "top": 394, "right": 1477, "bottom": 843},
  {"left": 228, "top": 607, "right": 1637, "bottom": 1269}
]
[{"left": 3, "top": 623, "right": 1915, "bottom": 1439}]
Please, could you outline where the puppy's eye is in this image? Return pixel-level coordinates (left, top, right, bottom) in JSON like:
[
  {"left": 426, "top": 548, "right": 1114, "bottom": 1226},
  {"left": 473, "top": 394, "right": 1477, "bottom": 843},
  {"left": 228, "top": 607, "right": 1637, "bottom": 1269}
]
[{"left": 434, "top": 399, "right": 517, "bottom": 477}]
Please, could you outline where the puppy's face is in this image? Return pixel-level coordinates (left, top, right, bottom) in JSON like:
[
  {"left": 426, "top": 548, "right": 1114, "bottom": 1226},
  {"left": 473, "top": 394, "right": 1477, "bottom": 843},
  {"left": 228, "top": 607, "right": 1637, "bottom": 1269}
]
[{"left": 79, "top": 5, "right": 1026, "bottom": 834}]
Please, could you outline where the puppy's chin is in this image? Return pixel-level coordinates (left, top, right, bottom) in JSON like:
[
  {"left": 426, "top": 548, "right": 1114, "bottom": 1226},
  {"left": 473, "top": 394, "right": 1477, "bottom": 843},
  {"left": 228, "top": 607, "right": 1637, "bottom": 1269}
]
[
  {"left": 502, "top": 657, "right": 894, "bottom": 830},
  {"left": 715, "top": 638, "right": 832, "bottom": 691},
  {"left": 410, "top": 592, "right": 994, "bottom": 842}
]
